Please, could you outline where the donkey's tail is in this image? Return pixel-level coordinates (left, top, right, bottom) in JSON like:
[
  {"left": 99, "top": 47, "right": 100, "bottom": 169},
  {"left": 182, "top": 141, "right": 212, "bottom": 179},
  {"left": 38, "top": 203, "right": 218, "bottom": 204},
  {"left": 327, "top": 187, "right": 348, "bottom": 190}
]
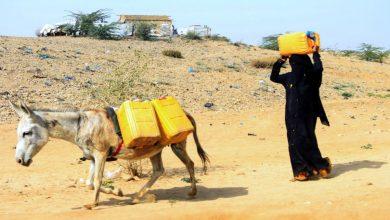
[{"left": 185, "top": 111, "right": 210, "bottom": 173}]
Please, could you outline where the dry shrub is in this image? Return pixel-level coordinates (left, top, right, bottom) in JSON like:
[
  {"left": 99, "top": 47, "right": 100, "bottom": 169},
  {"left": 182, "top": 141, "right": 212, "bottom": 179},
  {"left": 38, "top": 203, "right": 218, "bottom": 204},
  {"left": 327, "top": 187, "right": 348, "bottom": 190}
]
[
  {"left": 162, "top": 50, "right": 183, "bottom": 58},
  {"left": 118, "top": 160, "right": 149, "bottom": 178},
  {"left": 183, "top": 31, "right": 202, "bottom": 40},
  {"left": 251, "top": 57, "right": 278, "bottom": 69},
  {"left": 89, "top": 50, "right": 164, "bottom": 105}
]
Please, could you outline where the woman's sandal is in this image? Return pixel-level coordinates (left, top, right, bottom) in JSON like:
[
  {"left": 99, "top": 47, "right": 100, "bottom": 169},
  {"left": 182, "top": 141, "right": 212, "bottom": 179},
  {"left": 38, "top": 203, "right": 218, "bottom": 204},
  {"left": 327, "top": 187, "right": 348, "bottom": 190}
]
[
  {"left": 294, "top": 172, "right": 309, "bottom": 181},
  {"left": 319, "top": 157, "right": 332, "bottom": 178}
]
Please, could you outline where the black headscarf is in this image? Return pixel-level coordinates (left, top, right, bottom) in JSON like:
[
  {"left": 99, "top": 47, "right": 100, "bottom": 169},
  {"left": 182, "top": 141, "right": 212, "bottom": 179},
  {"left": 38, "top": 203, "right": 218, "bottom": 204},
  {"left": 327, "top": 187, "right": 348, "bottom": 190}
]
[{"left": 289, "top": 54, "right": 314, "bottom": 84}]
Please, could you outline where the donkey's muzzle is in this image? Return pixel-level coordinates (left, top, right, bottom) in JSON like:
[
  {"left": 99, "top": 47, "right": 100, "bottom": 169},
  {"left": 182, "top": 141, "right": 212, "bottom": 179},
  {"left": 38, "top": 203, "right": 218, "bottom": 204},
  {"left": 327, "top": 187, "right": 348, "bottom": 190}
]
[{"left": 16, "top": 157, "right": 32, "bottom": 167}]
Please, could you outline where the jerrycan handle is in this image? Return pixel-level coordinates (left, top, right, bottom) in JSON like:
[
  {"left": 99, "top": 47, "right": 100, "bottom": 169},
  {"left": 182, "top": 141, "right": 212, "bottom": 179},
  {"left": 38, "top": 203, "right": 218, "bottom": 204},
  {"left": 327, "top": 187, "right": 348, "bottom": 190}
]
[{"left": 306, "top": 31, "right": 316, "bottom": 41}]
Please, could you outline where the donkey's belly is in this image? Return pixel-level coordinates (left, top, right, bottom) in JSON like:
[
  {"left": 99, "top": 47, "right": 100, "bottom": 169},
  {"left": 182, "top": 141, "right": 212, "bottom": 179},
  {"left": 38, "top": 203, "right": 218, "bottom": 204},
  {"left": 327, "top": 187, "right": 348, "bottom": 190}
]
[{"left": 116, "top": 145, "right": 166, "bottom": 161}]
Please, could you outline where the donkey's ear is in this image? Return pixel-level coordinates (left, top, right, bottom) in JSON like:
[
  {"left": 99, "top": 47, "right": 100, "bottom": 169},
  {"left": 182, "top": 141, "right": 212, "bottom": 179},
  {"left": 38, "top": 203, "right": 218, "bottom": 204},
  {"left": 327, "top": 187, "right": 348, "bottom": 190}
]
[
  {"left": 9, "top": 101, "right": 27, "bottom": 117},
  {"left": 20, "top": 102, "right": 40, "bottom": 122},
  {"left": 20, "top": 101, "right": 34, "bottom": 115}
]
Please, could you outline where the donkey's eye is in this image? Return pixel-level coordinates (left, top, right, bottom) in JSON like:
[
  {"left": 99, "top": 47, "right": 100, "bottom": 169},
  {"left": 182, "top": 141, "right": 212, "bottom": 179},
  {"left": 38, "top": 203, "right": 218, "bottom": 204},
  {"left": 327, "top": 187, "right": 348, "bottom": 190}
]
[{"left": 22, "top": 131, "right": 32, "bottom": 137}]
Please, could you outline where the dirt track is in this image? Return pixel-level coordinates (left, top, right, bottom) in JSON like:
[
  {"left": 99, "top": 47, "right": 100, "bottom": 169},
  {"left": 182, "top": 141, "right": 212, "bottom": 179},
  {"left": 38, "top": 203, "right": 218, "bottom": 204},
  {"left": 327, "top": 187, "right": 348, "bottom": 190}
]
[{"left": 1, "top": 99, "right": 389, "bottom": 220}]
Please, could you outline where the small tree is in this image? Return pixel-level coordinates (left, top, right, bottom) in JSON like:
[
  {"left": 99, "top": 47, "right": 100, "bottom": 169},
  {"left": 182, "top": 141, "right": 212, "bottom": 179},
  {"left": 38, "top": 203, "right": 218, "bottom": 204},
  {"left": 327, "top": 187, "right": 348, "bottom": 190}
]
[
  {"left": 134, "top": 22, "right": 155, "bottom": 40},
  {"left": 59, "top": 23, "right": 78, "bottom": 36},
  {"left": 260, "top": 34, "right": 280, "bottom": 50},
  {"left": 70, "top": 9, "right": 111, "bottom": 36},
  {"left": 90, "top": 23, "right": 119, "bottom": 40},
  {"left": 358, "top": 43, "right": 389, "bottom": 63},
  {"left": 62, "top": 9, "right": 120, "bottom": 40}
]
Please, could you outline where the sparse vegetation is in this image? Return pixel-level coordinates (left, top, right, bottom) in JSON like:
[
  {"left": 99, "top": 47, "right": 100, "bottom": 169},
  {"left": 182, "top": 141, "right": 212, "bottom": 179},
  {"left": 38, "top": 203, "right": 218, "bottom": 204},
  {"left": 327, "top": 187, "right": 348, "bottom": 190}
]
[
  {"left": 367, "top": 92, "right": 390, "bottom": 98},
  {"left": 205, "top": 34, "right": 230, "bottom": 42},
  {"left": 260, "top": 34, "right": 280, "bottom": 50},
  {"left": 89, "top": 51, "right": 158, "bottom": 104},
  {"left": 183, "top": 31, "right": 202, "bottom": 40},
  {"left": 361, "top": 144, "right": 373, "bottom": 150},
  {"left": 251, "top": 57, "right": 278, "bottom": 69},
  {"left": 224, "top": 62, "right": 241, "bottom": 72},
  {"left": 62, "top": 9, "right": 120, "bottom": 40},
  {"left": 358, "top": 43, "right": 389, "bottom": 63},
  {"left": 134, "top": 22, "right": 156, "bottom": 41},
  {"left": 342, "top": 92, "right": 353, "bottom": 99},
  {"left": 333, "top": 83, "right": 352, "bottom": 90},
  {"left": 102, "top": 179, "right": 114, "bottom": 189},
  {"left": 162, "top": 50, "right": 183, "bottom": 58},
  {"left": 232, "top": 41, "right": 248, "bottom": 47},
  {"left": 340, "top": 50, "right": 359, "bottom": 57}
]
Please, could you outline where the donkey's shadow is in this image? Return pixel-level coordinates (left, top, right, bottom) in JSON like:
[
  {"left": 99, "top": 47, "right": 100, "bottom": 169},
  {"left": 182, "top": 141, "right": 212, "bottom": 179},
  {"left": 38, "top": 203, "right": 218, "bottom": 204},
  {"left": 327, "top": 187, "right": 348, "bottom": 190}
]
[
  {"left": 331, "top": 160, "right": 386, "bottom": 177},
  {"left": 93, "top": 185, "right": 248, "bottom": 208}
]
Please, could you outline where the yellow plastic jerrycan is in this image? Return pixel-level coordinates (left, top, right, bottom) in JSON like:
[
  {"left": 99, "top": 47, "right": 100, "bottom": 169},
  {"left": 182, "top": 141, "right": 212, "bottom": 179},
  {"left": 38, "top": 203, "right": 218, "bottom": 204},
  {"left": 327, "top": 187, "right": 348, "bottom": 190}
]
[
  {"left": 152, "top": 96, "right": 194, "bottom": 145},
  {"left": 278, "top": 32, "right": 320, "bottom": 56},
  {"left": 117, "top": 100, "right": 161, "bottom": 148}
]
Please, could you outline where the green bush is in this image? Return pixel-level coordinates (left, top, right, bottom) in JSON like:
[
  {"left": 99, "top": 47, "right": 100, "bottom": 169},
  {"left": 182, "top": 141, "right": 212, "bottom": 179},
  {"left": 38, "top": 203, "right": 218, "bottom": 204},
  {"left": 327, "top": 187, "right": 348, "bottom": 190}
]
[
  {"left": 251, "top": 57, "right": 278, "bottom": 69},
  {"left": 205, "top": 34, "right": 230, "bottom": 42},
  {"left": 358, "top": 43, "right": 389, "bottom": 63},
  {"left": 135, "top": 22, "right": 155, "bottom": 40},
  {"left": 184, "top": 32, "right": 202, "bottom": 40},
  {"left": 162, "top": 50, "right": 183, "bottom": 58},
  {"left": 260, "top": 34, "right": 280, "bottom": 50},
  {"left": 59, "top": 23, "right": 78, "bottom": 36},
  {"left": 89, "top": 23, "right": 119, "bottom": 40}
]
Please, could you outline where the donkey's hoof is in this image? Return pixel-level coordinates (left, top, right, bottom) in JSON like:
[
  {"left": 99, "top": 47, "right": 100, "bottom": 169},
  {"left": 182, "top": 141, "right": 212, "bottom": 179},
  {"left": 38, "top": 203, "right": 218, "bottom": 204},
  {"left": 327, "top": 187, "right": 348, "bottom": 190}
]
[
  {"left": 115, "top": 188, "right": 124, "bottom": 197},
  {"left": 86, "top": 184, "right": 94, "bottom": 190},
  {"left": 132, "top": 194, "right": 156, "bottom": 204},
  {"left": 144, "top": 193, "right": 157, "bottom": 203},
  {"left": 132, "top": 198, "right": 141, "bottom": 204},
  {"left": 83, "top": 203, "right": 97, "bottom": 210}
]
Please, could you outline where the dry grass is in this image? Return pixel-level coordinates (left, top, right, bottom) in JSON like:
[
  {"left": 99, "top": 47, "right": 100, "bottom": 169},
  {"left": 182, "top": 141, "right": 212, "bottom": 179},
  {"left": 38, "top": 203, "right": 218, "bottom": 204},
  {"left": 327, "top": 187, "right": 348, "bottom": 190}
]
[
  {"left": 251, "top": 57, "right": 278, "bottom": 69},
  {"left": 162, "top": 50, "right": 183, "bottom": 58}
]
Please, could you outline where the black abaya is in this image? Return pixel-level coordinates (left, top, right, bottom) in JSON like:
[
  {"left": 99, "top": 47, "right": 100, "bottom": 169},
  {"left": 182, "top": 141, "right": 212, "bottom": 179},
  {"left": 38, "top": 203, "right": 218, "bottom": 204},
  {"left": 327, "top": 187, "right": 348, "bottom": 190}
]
[{"left": 270, "top": 53, "right": 330, "bottom": 176}]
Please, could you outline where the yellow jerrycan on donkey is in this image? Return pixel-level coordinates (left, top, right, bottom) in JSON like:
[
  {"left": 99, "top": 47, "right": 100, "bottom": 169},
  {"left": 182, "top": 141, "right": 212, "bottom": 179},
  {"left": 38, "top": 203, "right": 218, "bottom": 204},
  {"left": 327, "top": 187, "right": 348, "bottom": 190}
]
[
  {"left": 116, "top": 96, "right": 194, "bottom": 148},
  {"left": 278, "top": 31, "right": 320, "bottom": 56}
]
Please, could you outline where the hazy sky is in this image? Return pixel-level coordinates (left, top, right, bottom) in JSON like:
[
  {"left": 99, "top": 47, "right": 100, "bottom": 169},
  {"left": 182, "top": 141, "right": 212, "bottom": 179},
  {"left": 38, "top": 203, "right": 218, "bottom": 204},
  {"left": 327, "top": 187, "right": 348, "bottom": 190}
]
[{"left": 1, "top": 0, "right": 389, "bottom": 49}]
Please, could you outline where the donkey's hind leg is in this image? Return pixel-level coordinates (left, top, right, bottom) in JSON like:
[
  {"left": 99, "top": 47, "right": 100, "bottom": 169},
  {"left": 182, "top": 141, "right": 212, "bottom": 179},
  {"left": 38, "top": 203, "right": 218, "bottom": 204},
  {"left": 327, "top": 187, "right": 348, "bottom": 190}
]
[
  {"left": 86, "top": 160, "right": 95, "bottom": 190},
  {"left": 171, "top": 141, "right": 197, "bottom": 197},
  {"left": 133, "top": 151, "right": 164, "bottom": 203}
]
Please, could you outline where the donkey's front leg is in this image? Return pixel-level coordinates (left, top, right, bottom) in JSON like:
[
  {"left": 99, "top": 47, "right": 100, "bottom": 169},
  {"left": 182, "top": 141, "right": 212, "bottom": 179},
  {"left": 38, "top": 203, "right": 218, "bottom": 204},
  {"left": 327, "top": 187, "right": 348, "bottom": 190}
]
[
  {"left": 84, "top": 151, "right": 107, "bottom": 210},
  {"left": 85, "top": 158, "right": 123, "bottom": 197}
]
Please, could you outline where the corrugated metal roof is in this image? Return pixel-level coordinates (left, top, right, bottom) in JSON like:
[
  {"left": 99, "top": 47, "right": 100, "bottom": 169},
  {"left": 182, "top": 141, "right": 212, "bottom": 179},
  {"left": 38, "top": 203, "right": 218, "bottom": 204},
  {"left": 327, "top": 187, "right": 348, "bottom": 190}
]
[{"left": 119, "top": 15, "right": 172, "bottom": 23}]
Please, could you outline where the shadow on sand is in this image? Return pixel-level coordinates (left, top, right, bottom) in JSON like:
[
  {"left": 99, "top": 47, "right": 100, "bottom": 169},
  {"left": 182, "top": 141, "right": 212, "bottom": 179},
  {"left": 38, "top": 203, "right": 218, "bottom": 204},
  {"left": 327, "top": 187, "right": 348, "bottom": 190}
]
[
  {"left": 91, "top": 185, "right": 248, "bottom": 209},
  {"left": 331, "top": 160, "right": 387, "bottom": 177}
]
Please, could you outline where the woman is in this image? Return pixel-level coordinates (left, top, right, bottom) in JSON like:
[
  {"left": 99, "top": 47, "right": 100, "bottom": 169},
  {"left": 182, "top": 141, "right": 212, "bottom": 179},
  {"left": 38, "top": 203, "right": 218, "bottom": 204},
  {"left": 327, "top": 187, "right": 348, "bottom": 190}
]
[{"left": 270, "top": 48, "right": 332, "bottom": 181}]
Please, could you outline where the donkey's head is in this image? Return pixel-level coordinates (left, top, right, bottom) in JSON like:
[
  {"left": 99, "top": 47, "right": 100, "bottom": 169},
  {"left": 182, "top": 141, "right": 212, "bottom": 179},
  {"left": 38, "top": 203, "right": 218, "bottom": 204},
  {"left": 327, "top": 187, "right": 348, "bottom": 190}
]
[{"left": 10, "top": 102, "right": 49, "bottom": 166}]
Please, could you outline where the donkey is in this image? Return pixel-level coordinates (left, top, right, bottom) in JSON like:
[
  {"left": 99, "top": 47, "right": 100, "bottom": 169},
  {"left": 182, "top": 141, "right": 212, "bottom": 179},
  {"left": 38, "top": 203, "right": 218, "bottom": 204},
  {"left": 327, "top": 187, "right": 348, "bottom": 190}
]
[{"left": 10, "top": 101, "right": 209, "bottom": 209}]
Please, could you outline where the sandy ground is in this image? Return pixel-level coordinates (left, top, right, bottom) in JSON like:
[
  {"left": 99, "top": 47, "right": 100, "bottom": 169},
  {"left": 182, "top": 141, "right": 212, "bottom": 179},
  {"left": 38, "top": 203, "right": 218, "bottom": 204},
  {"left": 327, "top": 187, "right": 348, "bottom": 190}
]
[{"left": 0, "top": 98, "right": 389, "bottom": 220}]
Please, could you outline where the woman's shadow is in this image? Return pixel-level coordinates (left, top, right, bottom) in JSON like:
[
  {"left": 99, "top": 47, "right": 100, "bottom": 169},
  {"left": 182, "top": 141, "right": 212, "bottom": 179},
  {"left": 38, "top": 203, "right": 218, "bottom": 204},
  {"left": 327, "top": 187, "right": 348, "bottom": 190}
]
[{"left": 331, "top": 160, "right": 386, "bottom": 177}]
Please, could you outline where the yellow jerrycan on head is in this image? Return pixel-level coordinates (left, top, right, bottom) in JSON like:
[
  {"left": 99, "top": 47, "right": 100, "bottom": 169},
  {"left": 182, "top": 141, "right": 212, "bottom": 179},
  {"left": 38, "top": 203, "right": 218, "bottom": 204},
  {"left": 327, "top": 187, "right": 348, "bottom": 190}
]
[
  {"left": 117, "top": 100, "right": 161, "bottom": 148},
  {"left": 152, "top": 96, "right": 194, "bottom": 145},
  {"left": 278, "top": 31, "right": 320, "bottom": 56}
]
